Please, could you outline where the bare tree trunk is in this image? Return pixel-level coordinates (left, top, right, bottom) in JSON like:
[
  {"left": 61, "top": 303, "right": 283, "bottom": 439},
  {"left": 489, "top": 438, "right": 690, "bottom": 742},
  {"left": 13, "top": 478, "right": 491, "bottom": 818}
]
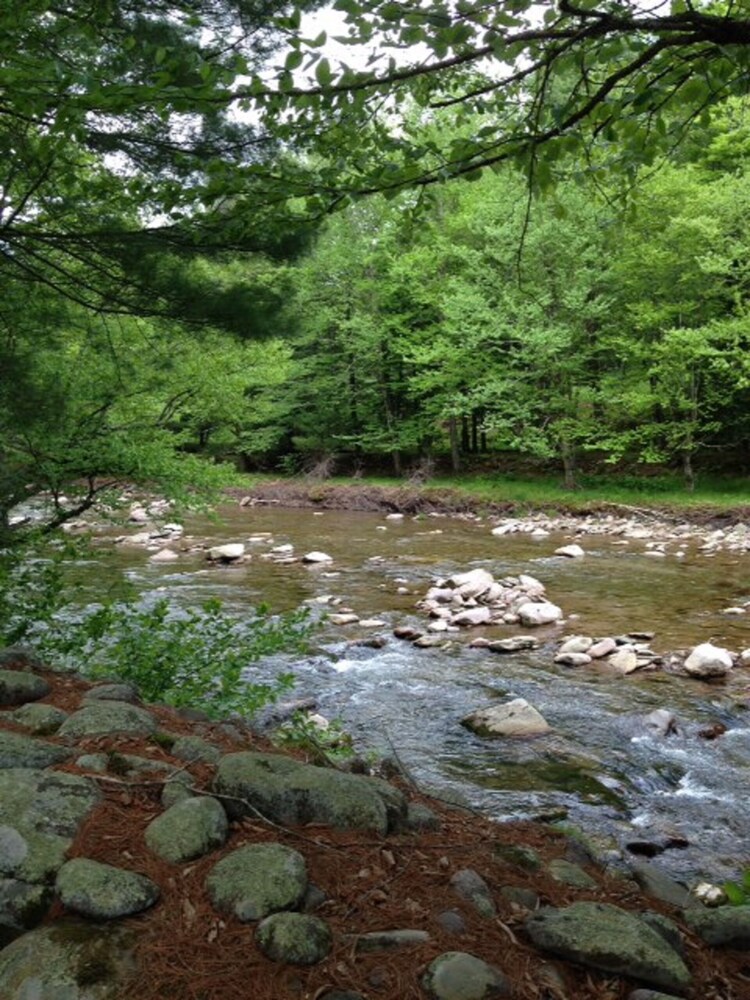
[
  {"left": 561, "top": 440, "right": 577, "bottom": 490},
  {"left": 448, "top": 417, "right": 461, "bottom": 473}
]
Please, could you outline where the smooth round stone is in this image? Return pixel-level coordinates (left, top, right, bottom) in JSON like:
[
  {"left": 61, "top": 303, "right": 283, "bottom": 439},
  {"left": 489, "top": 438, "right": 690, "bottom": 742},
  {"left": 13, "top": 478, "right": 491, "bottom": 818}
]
[
  {"left": 145, "top": 796, "right": 228, "bottom": 864},
  {"left": 422, "top": 951, "right": 511, "bottom": 999},
  {"left": 56, "top": 858, "right": 159, "bottom": 919},
  {"left": 255, "top": 912, "right": 332, "bottom": 965}
]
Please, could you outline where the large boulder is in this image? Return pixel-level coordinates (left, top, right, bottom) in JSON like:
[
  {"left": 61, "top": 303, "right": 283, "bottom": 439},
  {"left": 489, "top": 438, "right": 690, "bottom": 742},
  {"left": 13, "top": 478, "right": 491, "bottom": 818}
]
[
  {"left": 683, "top": 904, "right": 750, "bottom": 947},
  {"left": 214, "top": 752, "right": 406, "bottom": 835},
  {"left": 462, "top": 699, "right": 550, "bottom": 738},
  {"left": 683, "top": 643, "right": 733, "bottom": 679},
  {"left": 0, "top": 919, "right": 137, "bottom": 998},
  {"left": 525, "top": 902, "right": 691, "bottom": 994},
  {"left": 206, "top": 843, "right": 307, "bottom": 921}
]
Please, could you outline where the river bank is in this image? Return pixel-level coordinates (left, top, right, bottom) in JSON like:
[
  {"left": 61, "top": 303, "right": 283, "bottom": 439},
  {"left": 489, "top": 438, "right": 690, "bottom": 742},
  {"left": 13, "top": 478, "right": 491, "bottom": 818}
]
[{"left": 0, "top": 646, "right": 749, "bottom": 1000}]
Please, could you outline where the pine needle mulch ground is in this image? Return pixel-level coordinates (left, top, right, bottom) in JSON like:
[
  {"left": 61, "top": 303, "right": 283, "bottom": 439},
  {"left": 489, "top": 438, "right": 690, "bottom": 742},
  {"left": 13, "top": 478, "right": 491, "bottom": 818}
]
[{"left": 7, "top": 667, "right": 750, "bottom": 1000}]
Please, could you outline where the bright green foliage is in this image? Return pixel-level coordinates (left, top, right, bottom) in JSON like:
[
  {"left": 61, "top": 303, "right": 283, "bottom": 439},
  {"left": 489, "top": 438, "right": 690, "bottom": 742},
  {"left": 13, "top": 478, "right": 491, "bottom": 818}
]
[
  {"left": 34, "top": 596, "right": 310, "bottom": 719},
  {"left": 724, "top": 870, "right": 750, "bottom": 906},
  {"left": 274, "top": 712, "right": 359, "bottom": 767}
]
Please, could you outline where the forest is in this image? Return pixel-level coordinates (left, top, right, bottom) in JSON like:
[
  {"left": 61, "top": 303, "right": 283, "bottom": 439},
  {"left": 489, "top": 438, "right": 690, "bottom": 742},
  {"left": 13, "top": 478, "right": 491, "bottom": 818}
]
[{"left": 3, "top": 0, "right": 750, "bottom": 540}]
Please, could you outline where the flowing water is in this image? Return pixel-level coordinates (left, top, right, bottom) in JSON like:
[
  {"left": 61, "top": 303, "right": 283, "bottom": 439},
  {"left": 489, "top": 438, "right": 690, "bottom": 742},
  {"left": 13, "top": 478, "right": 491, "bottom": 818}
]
[{"left": 68, "top": 505, "right": 750, "bottom": 882}]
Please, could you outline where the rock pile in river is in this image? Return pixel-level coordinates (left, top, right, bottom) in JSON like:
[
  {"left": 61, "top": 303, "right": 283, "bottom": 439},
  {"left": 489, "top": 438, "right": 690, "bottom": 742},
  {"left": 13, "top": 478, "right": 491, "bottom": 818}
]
[
  {"left": 1, "top": 644, "right": 749, "bottom": 1000},
  {"left": 417, "top": 568, "right": 563, "bottom": 632}
]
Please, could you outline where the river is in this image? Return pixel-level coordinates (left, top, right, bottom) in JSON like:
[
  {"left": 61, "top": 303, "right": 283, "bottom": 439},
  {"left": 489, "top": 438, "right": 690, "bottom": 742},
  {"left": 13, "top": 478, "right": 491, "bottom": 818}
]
[{"left": 67, "top": 503, "right": 750, "bottom": 884}]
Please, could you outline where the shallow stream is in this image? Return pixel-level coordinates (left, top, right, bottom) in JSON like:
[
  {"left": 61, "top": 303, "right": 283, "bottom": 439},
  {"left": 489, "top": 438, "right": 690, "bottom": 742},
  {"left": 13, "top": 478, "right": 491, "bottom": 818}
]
[{"left": 68, "top": 505, "right": 750, "bottom": 882}]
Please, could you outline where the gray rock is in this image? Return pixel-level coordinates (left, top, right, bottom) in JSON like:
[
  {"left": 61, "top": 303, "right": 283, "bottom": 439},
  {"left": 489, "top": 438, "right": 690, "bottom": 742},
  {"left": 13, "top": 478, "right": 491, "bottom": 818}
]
[
  {"left": 588, "top": 637, "right": 617, "bottom": 658},
  {"left": 451, "top": 607, "right": 492, "bottom": 627},
  {"left": 609, "top": 647, "right": 639, "bottom": 673},
  {"left": 525, "top": 902, "right": 691, "bottom": 993},
  {"left": 301, "top": 883, "right": 327, "bottom": 913},
  {"left": 145, "top": 796, "right": 227, "bottom": 864},
  {"left": 255, "top": 912, "right": 332, "bottom": 965},
  {"left": 160, "top": 774, "right": 195, "bottom": 809},
  {"left": 683, "top": 904, "right": 750, "bottom": 947},
  {"left": 0, "top": 918, "right": 137, "bottom": 998},
  {"left": 517, "top": 602, "right": 563, "bottom": 626},
  {"left": 684, "top": 642, "right": 733, "bottom": 679},
  {"left": 0, "top": 730, "right": 72, "bottom": 769},
  {"left": 422, "top": 951, "right": 511, "bottom": 999},
  {"left": 206, "top": 842, "right": 307, "bottom": 921},
  {"left": 554, "top": 652, "right": 592, "bottom": 666},
  {"left": 56, "top": 859, "right": 159, "bottom": 919},
  {"left": 558, "top": 636, "right": 593, "bottom": 654},
  {"left": 170, "top": 735, "right": 220, "bottom": 765},
  {"left": 0, "top": 769, "right": 100, "bottom": 884},
  {"left": 208, "top": 543, "right": 245, "bottom": 561},
  {"left": 499, "top": 885, "right": 539, "bottom": 910},
  {"left": 450, "top": 869, "right": 496, "bottom": 919},
  {"left": 547, "top": 859, "right": 598, "bottom": 889},
  {"left": 214, "top": 752, "right": 406, "bottom": 835},
  {"left": 640, "top": 911, "right": 684, "bottom": 956},
  {"left": 12, "top": 703, "right": 67, "bottom": 734},
  {"left": 436, "top": 909, "right": 468, "bottom": 934},
  {"left": 555, "top": 544, "right": 585, "bottom": 558},
  {"left": 487, "top": 637, "right": 538, "bottom": 653},
  {"left": 0, "top": 878, "right": 52, "bottom": 946},
  {"left": 347, "top": 928, "right": 430, "bottom": 952},
  {"left": 406, "top": 802, "right": 440, "bottom": 832},
  {"left": 0, "top": 670, "right": 50, "bottom": 706},
  {"left": 631, "top": 861, "right": 690, "bottom": 909},
  {"left": 494, "top": 844, "right": 541, "bottom": 871},
  {"left": 628, "top": 991, "right": 683, "bottom": 1000},
  {"left": 59, "top": 701, "right": 157, "bottom": 739},
  {"left": 83, "top": 683, "right": 139, "bottom": 704},
  {"left": 461, "top": 699, "right": 550, "bottom": 737}
]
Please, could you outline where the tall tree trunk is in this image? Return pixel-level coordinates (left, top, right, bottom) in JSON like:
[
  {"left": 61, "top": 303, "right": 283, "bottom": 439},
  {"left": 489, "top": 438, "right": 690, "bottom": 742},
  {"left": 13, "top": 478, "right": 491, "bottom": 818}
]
[
  {"left": 448, "top": 417, "right": 461, "bottom": 473},
  {"left": 471, "top": 412, "right": 479, "bottom": 454},
  {"left": 460, "top": 415, "right": 470, "bottom": 453},
  {"left": 392, "top": 450, "right": 402, "bottom": 476},
  {"left": 561, "top": 440, "right": 576, "bottom": 489}
]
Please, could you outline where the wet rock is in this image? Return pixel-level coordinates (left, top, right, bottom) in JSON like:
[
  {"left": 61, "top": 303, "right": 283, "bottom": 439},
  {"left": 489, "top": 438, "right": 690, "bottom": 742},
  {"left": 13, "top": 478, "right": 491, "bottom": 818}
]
[
  {"left": 487, "top": 636, "right": 538, "bottom": 653},
  {"left": 422, "top": 951, "right": 511, "bottom": 999},
  {"left": 0, "top": 731, "right": 72, "bottom": 769},
  {"left": 554, "top": 652, "right": 592, "bottom": 667},
  {"left": 393, "top": 626, "right": 423, "bottom": 641},
  {"left": 547, "top": 859, "right": 598, "bottom": 889},
  {"left": 207, "top": 543, "right": 245, "bottom": 561},
  {"left": 255, "top": 912, "right": 332, "bottom": 965},
  {"left": 558, "top": 636, "right": 593, "bottom": 655},
  {"left": 525, "top": 901, "right": 691, "bottom": 993},
  {"left": 145, "top": 796, "right": 228, "bottom": 863},
  {"left": 329, "top": 613, "right": 360, "bottom": 625},
  {"left": 0, "top": 670, "right": 50, "bottom": 707},
  {"left": 517, "top": 602, "right": 563, "bottom": 627},
  {"left": 588, "top": 637, "right": 617, "bottom": 658},
  {"left": 555, "top": 544, "right": 585, "bottom": 558},
  {"left": 644, "top": 710, "right": 679, "bottom": 736},
  {"left": 59, "top": 701, "right": 157, "bottom": 739},
  {"left": 609, "top": 647, "right": 639, "bottom": 674},
  {"left": 0, "top": 918, "right": 137, "bottom": 998},
  {"left": 206, "top": 843, "right": 307, "bottom": 921},
  {"left": 462, "top": 699, "right": 550, "bottom": 738},
  {"left": 451, "top": 607, "right": 492, "bottom": 627},
  {"left": 683, "top": 642, "right": 733, "bottom": 678},
  {"left": 414, "top": 635, "right": 449, "bottom": 648},
  {"left": 214, "top": 752, "right": 406, "bottom": 835},
  {"left": 447, "top": 569, "right": 495, "bottom": 596},
  {"left": 11, "top": 703, "right": 67, "bottom": 735},
  {"left": 450, "top": 869, "right": 496, "bottom": 919},
  {"left": 56, "top": 858, "right": 159, "bottom": 919},
  {"left": 683, "top": 904, "right": 750, "bottom": 947},
  {"left": 349, "top": 635, "right": 387, "bottom": 649},
  {"left": 347, "top": 928, "right": 430, "bottom": 952}
]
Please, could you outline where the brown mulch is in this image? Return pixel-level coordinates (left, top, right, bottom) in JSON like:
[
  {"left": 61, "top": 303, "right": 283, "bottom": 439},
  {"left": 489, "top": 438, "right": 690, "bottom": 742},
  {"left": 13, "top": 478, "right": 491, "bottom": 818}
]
[{"left": 4, "top": 663, "right": 750, "bottom": 1000}]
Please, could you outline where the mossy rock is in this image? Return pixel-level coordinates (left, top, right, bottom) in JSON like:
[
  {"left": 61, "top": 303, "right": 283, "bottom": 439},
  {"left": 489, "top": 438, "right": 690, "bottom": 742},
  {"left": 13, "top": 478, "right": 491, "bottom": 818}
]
[
  {"left": 145, "top": 796, "right": 228, "bottom": 864},
  {"left": 0, "top": 731, "right": 72, "bottom": 769},
  {"left": 56, "top": 859, "right": 160, "bottom": 919},
  {"left": 206, "top": 843, "right": 307, "bottom": 921},
  {"left": 12, "top": 703, "right": 68, "bottom": 735},
  {"left": 58, "top": 701, "right": 157, "bottom": 739},
  {"left": 255, "top": 912, "right": 332, "bottom": 965},
  {"left": 422, "top": 951, "right": 511, "bottom": 999},
  {"left": 0, "top": 670, "right": 50, "bottom": 707}
]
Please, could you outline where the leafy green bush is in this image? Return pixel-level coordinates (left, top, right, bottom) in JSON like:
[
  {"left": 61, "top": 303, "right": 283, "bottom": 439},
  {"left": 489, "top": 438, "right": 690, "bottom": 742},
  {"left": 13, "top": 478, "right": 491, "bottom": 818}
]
[
  {"left": 724, "top": 870, "right": 750, "bottom": 906},
  {"left": 35, "top": 596, "right": 309, "bottom": 720},
  {"left": 0, "top": 541, "right": 69, "bottom": 646},
  {"left": 274, "top": 712, "right": 357, "bottom": 767}
]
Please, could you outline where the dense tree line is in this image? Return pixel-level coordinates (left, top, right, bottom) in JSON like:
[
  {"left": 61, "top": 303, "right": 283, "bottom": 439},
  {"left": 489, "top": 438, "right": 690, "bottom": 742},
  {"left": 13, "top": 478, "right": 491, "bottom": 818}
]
[{"left": 3, "top": 1, "right": 750, "bottom": 542}]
